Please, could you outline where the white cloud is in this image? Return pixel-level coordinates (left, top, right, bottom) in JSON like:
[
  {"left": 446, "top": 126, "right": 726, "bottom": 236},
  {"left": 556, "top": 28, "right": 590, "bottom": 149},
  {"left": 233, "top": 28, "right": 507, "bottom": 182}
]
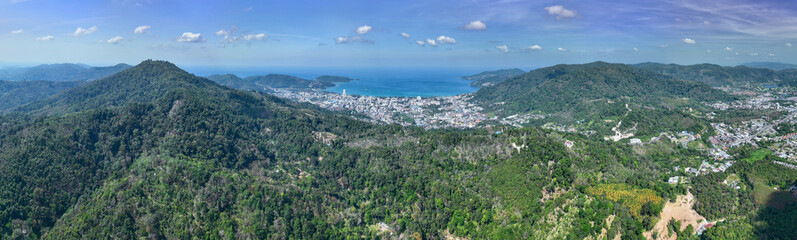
[
  {"left": 557, "top": 47, "right": 567, "bottom": 52},
  {"left": 750, "top": 52, "right": 759, "bottom": 56},
  {"left": 633, "top": 47, "right": 639, "bottom": 52},
  {"left": 527, "top": 44, "right": 542, "bottom": 50},
  {"left": 735, "top": 52, "right": 740, "bottom": 55},
  {"left": 242, "top": 33, "right": 268, "bottom": 41},
  {"left": 463, "top": 20, "right": 486, "bottom": 30},
  {"left": 703, "top": 20, "right": 711, "bottom": 25},
  {"left": 682, "top": 38, "right": 696, "bottom": 44},
  {"left": 664, "top": 0, "right": 797, "bottom": 40},
  {"left": 426, "top": 38, "right": 437, "bottom": 46},
  {"left": 216, "top": 29, "right": 231, "bottom": 36},
  {"left": 544, "top": 5, "right": 577, "bottom": 19},
  {"left": 401, "top": 32, "right": 410, "bottom": 39},
  {"left": 496, "top": 45, "right": 509, "bottom": 53},
  {"left": 415, "top": 40, "right": 425, "bottom": 46},
  {"left": 788, "top": 42, "right": 793, "bottom": 47},
  {"left": 36, "top": 35, "right": 54, "bottom": 41},
  {"left": 769, "top": 53, "right": 775, "bottom": 56},
  {"left": 334, "top": 37, "right": 346, "bottom": 43},
  {"left": 356, "top": 25, "right": 372, "bottom": 35},
  {"left": 134, "top": 25, "right": 151, "bottom": 34},
  {"left": 177, "top": 32, "right": 206, "bottom": 42},
  {"left": 10, "top": 29, "right": 23, "bottom": 34},
  {"left": 107, "top": 36, "right": 123, "bottom": 44},
  {"left": 706, "top": 49, "right": 711, "bottom": 53},
  {"left": 724, "top": 47, "right": 733, "bottom": 51},
  {"left": 436, "top": 35, "right": 456, "bottom": 44},
  {"left": 334, "top": 36, "right": 373, "bottom": 44},
  {"left": 216, "top": 27, "right": 266, "bottom": 45},
  {"left": 72, "top": 26, "right": 97, "bottom": 36}
]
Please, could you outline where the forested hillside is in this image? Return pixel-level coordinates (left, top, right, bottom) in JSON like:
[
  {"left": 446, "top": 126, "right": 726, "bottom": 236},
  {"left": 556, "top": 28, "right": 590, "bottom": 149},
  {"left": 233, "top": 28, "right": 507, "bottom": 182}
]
[
  {"left": 0, "top": 63, "right": 131, "bottom": 82},
  {"left": 471, "top": 62, "right": 732, "bottom": 138},
  {"left": 0, "top": 80, "right": 82, "bottom": 112},
  {"left": 0, "top": 60, "right": 719, "bottom": 239},
  {"left": 742, "top": 62, "right": 797, "bottom": 71},
  {"left": 206, "top": 74, "right": 262, "bottom": 91},
  {"left": 633, "top": 62, "right": 791, "bottom": 87},
  {"left": 462, "top": 68, "right": 525, "bottom": 87},
  {"left": 245, "top": 74, "right": 333, "bottom": 89}
]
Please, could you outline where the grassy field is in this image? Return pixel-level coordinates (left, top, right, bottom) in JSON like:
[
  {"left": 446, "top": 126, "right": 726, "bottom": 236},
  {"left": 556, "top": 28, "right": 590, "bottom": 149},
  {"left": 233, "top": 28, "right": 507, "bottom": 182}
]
[{"left": 742, "top": 148, "right": 772, "bottom": 164}]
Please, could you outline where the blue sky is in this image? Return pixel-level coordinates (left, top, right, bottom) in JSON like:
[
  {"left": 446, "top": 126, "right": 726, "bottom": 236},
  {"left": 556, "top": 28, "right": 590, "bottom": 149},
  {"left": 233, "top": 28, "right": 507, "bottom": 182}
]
[{"left": 1, "top": 0, "right": 796, "bottom": 69}]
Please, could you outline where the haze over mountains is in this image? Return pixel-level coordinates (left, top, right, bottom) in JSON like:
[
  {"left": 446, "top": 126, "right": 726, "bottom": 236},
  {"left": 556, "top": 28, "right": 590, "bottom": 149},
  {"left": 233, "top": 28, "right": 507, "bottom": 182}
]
[
  {"left": 634, "top": 62, "right": 797, "bottom": 87},
  {"left": 742, "top": 62, "right": 797, "bottom": 71},
  {"left": 0, "top": 80, "right": 82, "bottom": 112},
  {"left": 0, "top": 63, "right": 132, "bottom": 82}
]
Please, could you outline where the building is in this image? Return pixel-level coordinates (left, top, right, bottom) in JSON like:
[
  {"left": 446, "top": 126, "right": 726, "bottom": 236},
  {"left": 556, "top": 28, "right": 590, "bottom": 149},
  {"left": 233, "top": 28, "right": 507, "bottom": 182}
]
[{"left": 668, "top": 176, "right": 681, "bottom": 184}]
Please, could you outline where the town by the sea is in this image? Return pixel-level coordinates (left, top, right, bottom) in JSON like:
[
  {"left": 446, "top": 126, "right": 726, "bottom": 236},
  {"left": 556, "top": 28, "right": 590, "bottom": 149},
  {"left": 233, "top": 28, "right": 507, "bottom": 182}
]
[
  {"left": 183, "top": 66, "right": 502, "bottom": 129},
  {"left": 183, "top": 66, "right": 482, "bottom": 97}
]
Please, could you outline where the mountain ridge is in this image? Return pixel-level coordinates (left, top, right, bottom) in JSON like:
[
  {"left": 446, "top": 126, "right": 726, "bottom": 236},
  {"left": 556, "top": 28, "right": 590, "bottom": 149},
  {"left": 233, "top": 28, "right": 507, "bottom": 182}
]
[
  {"left": 15, "top": 60, "right": 222, "bottom": 116},
  {"left": 462, "top": 68, "right": 526, "bottom": 87},
  {"left": 0, "top": 63, "right": 131, "bottom": 82},
  {"left": 632, "top": 62, "right": 792, "bottom": 87}
]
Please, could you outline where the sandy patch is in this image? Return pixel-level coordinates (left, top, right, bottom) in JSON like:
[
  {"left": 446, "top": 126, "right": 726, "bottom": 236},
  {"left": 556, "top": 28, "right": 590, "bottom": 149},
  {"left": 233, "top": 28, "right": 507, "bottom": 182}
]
[{"left": 643, "top": 192, "right": 705, "bottom": 240}]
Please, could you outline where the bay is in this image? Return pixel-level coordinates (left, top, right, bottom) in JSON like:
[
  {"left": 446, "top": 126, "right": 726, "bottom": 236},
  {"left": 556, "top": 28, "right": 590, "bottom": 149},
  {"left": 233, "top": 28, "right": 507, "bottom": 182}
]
[{"left": 183, "top": 66, "right": 482, "bottom": 97}]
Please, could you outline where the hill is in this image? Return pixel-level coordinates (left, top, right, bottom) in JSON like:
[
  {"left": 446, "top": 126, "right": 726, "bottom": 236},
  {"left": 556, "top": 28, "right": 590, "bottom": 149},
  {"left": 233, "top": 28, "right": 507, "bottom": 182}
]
[
  {"left": 632, "top": 62, "right": 782, "bottom": 87},
  {"left": 314, "top": 75, "right": 357, "bottom": 83},
  {"left": 15, "top": 60, "right": 227, "bottom": 116},
  {"left": 244, "top": 74, "right": 333, "bottom": 89},
  {"left": 207, "top": 74, "right": 355, "bottom": 92},
  {"left": 1, "top": 60, "right": 376, "bottom": 239},
  {"left": 2, "top": 60, "right": 793, "bottom": 239},
  {"left": 742, "top": 62, "right": 797, "bottom": 71},
  {"left": 474, "top": 62, "right": 731, "bottom": 113},
  {"left": 206, "top": 73, "right": 262, "bottom": 91},
  {"left": 0, "top": 60, "right": 706, "bottom": 239},
  {"left": 0, "top": 80, "right": 82, "bottom": 112},
  {"left": 462, "top": 68, "right": 525, "bottom": 87},
  {"left": 0, "top": 63, "right": 131, "bottom": 82},
  {"left": 14, "top": 63, "right": 88, "bottom": 81},
  {"left": 472, "top": 62, "right": 732, "bottom": 137},
  {"left": 70, "top": 63, "right": 132, "bottom": 81}
]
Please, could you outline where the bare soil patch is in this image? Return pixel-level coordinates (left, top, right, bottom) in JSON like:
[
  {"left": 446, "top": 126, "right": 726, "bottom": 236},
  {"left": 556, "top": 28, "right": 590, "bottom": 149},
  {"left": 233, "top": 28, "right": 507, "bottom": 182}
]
[{"left": 643, "top": 192, "right": 706, "bottom": 240}]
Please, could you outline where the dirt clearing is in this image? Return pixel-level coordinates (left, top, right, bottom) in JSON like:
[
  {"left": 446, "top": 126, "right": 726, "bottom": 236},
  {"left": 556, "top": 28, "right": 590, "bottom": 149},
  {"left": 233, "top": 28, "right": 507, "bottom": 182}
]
[{"left": 643, "top": 192, "right": 706, "bottom": 240}]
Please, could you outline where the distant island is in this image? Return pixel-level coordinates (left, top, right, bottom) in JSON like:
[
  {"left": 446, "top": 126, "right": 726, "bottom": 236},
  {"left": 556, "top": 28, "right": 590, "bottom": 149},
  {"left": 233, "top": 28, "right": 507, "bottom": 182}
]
[
  {"left": 461, "top": 68, "right": 526, "bottom": 87},
  {"left": 742, "top": 62, "right": 797, "bottom": 71},
  {"left": 207, "top": 73, "right": 357, "bottom": 90},
  {"left": 315, "top": 75, "right": 357, "bottom": 84}
]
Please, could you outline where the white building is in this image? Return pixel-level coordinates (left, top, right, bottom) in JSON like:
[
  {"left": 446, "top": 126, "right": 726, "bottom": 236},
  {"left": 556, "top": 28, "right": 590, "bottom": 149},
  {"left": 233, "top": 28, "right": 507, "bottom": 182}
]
[{"left": 668, "top": 176, "right": 681, "bottom": 184}]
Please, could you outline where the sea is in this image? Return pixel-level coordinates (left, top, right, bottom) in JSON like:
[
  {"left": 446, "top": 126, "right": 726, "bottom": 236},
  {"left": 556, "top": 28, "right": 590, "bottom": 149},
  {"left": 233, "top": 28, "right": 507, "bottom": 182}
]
[{"left": 182, "top": 66, "right": 483, "bottom": 97}]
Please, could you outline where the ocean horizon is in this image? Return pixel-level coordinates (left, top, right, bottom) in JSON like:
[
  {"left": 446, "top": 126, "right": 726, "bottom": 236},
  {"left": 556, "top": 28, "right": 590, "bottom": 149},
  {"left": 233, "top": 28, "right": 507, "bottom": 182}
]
[{"left": 182, "top": 66, "right": 487, "bottom": 97}]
